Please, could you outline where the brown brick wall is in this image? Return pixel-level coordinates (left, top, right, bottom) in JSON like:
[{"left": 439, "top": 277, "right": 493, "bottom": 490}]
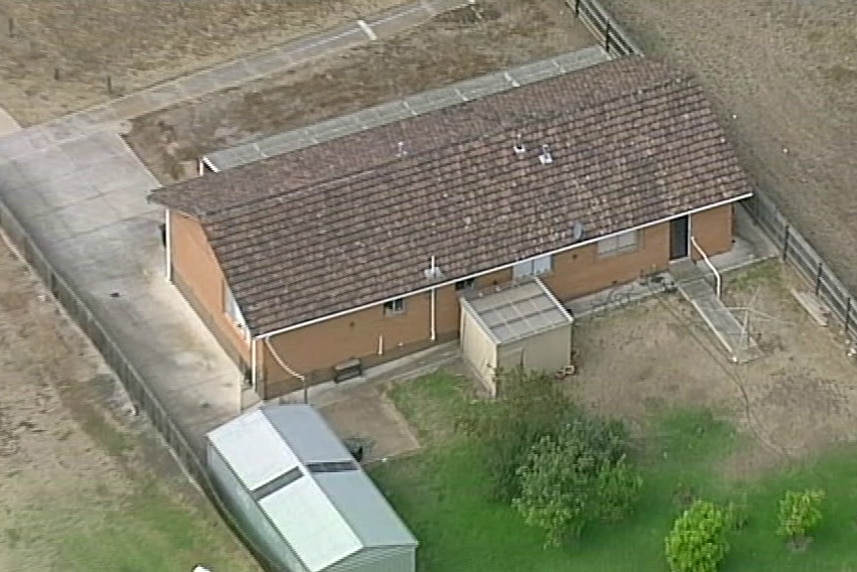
[
  {"left": 171, "top": 205, "right": 734, "bottom": 399},
  {"left": 691, "top": 204, "right": 734, "bottom": 259},
  {"left": 543, "top": 222, "right": 670, "bottom": 300},
  {"left": 170, "top": 211, "right": 251, "bottom": 367}
]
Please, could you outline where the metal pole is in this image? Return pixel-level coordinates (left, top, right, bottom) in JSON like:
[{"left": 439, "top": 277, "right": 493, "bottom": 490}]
[
  {"left": 845, "top": 298, "right": 852, "bottom": 335},
  {"left": 604, "top": 23, "right": 612, "bottom": 53},
  {"left": 782, "top": 226, "right": 790, "bottom": 262},
  {"left": 574, "top": 0, "right": 580, "bottom": 17}
]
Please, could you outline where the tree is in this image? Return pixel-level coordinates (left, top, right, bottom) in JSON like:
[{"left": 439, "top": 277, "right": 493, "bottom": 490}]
[
  {"left": 665, "top": 500, "right": 730, "bottom": 572},
  {"left": 777, "top": 489, "right": 825, "bottom": 549},
  {"left": 512, "top": 416, "right": 642, "bottom": 547},
  {"left": 456, "top": 366, "right": 575, "bottom": 501}
]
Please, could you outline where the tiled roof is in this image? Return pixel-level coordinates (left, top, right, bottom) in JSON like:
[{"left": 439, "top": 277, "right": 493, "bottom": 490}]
[{"left": 151, "top": 56, "right": 752, "bottom": 336}]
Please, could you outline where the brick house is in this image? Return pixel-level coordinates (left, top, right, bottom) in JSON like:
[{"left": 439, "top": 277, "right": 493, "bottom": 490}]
[{"left": 149, "top": 56, "right": 753, "bottom": 399}]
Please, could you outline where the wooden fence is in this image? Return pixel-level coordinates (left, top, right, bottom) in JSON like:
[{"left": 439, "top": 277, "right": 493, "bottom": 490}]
[{"left": 570, "top": 0, "right": 857, "bottom": 349}]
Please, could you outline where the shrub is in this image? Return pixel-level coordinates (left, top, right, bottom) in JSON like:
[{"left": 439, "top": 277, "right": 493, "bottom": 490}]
[
  {"left": 513, "top": 416, "right": 642, "bottom": 547},
  {"left": 665, "top": 500, "right": 730, "bottom": 572},
  {"left": 777, "top": 489, "right": 825, "bottom": 549}
]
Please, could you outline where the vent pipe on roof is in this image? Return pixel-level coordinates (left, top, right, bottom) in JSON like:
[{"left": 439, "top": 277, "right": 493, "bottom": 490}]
[
  {"left": 396, "top": 141, "right": 407, "bottom": 158},
  {"left": 539, "top": 144, "right": 553, "bottom": 165},
  {"left": 513, "top": 134, "right": 527, "bottom": 156}
]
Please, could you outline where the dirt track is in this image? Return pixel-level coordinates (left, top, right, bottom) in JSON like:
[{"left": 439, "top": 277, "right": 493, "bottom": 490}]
[
  {"left": 599, "top": 0, "right": 857, "bottom": 293},
  {"left": 0, "top": 0, "right": 410, "bottom": 124}
]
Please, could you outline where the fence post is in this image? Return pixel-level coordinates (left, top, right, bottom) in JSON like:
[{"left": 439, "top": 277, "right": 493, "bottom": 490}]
[
  {"left": 604, "top": 22, "right": 612, "bottom": 53},
  {"left": 814, "top": 262, "right": 823, "bottom": 296},
  {"left": 846, "top": 298, "right": 852, "bottom": 335},
  {"left": 782, "top": 226, "right": 790, "bottom": 262}
]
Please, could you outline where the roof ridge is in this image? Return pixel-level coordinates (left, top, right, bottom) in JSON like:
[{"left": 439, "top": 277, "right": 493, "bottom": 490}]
[{"left": 203, "top": 71, "right": 697, "bottom": 224}]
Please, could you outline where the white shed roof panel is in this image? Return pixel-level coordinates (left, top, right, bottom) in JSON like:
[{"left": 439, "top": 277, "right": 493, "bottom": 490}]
[
  {"left": 463, "top": 278, "right": 573, "bottom": 345},
  {"left": 207, "top": 409, "right": 300, "bottom": 491},
  {"left": 260, "top": 476, "right": 362, "bottom": 572}
]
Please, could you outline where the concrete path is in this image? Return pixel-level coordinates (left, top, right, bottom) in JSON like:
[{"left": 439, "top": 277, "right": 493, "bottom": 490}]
[
  {"left": 31, "top": 0, "right": 472, "bottom": 145},
  {"left": 671, "top": 259, "right": 762, "bottom": 364},
  {"left": 0, "top": 0, "right": 473, "bottom": 453}
]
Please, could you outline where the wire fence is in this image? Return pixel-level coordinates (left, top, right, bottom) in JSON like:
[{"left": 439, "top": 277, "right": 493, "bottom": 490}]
[
  {"left": 570, "top": 0, "right": 857, "bottom": 349},
  {"left": 0, "top": 198, "right": 280, "bottom": 570}
]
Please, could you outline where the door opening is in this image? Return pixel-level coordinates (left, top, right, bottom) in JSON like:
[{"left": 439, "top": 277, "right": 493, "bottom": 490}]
[{"left": 670, "top": 216, "right": 690, "bottom": 260}]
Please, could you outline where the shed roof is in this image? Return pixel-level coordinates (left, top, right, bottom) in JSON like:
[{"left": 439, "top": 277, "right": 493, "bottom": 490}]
[
  {"left": 151, "top": 56, "right": 752, "bottom": 337},
  {"left": 461, "top": 278, "right": 573, "bottom": 345},
  {"left": 207, "top": 405, "right": 417, "bottom": 572}
]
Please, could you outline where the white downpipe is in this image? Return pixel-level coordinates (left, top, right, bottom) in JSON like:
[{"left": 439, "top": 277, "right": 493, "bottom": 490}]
[
  {"left": 378, "top": 335, "right": 384, "bottom": 355},
  {"left": 691, "top": 236, "right": 721, "bottom": 299},
  {"left": 264, "top": 338, "right": 308, "bottom": 403},
  {"left": 429, "top": 256, "right": 437, "bottom": 341},
  {"left": 250, "top": 337, "right": 258, "bottom": 391},
  {"left": 164, "top": 209, "right": 172, "bottom": 282}
]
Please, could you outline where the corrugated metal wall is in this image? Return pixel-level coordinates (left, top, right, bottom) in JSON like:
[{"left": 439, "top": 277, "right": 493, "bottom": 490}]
[
  {"left": 459, "top": 303, "right": 499, "bottom": 396},
  {"left": 207, "top": 443, "right": 309, "bottom": 572},
  {"left": 327, "top": 545, "right": 416, "bottom": 572}
]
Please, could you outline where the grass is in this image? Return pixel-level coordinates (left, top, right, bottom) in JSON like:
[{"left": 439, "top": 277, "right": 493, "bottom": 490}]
[
  {"left": 372, "top": 372, "right": 857, "bottom": 572},
  {"left": 53, "top": 480, "right": 258, "bottom": 572}
]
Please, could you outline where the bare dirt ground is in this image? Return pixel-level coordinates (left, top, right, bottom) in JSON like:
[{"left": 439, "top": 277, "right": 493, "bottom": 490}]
[
  {"left": 0, "top": 0, "right": 411, "bottom": 125},
  {"left": 566, "top": 261, "right": 857, "bottom": 480},
  {"left": 599, "top": 0, "right": 857, "bottom": 292},
  {"left": 0, "top": 240, "right": 256, "bottom": 571},
  {"left": 126, "top": 0, "right": 594, "bottom": 183}
]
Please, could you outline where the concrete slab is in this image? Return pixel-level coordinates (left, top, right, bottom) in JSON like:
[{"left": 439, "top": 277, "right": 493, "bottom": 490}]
[
  {"left": 0, "top": 124, "right": 244, "bottom": 455},
  {"left": 0, "top": 106, "right": 21, "bottom": 137}
]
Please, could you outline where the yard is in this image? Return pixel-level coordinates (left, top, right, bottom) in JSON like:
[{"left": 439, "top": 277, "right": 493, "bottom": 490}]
[
  {"left": 125, "top": 0, "right": 595, "bottom": 183},
  {"left": 370, "top": 261, "right": 857, "bottom": 571},
  {"left": 0, "top": 239, "right": 258, "bottom": 572},
  {"left": 597, "top": 0, "right": 857, "bottom": 294},
  {"left": 0, "top": 0, "right": 414, "bottom": 125}
]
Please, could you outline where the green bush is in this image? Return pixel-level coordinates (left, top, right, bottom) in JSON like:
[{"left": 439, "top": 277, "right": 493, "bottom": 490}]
[
  {"left": 512, "top": 416, "right": 642, "bottom": 547},
  {"left": 665, "top": 500, "right": 730, "bottom": 572},
  {"left": 777, "top": 489, "right": 825, "bottom": 548}
]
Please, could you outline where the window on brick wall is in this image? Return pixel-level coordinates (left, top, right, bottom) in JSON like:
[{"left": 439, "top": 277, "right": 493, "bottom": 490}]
[
  {"left": 597, "top": 230, "right": 640, "bottom": 257},
  {"left": 223, "top": 286, "right": 249, "bottom": 334},
  {"left": 383, "top": 298, "right": 405, "bottom": 316},
  {"left": 512, "top": 254, "right": 553, "bottom": 279}
]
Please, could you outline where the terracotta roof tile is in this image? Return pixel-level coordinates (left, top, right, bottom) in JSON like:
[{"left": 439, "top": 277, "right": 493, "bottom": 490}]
[{"left": 151, "top": 57, "right": 752, "bottom": 335}]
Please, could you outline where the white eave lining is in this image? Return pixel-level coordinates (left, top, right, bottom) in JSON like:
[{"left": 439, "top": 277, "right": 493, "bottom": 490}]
[{"left": 255, "top": 193, "right": 753, "bottom": 340}]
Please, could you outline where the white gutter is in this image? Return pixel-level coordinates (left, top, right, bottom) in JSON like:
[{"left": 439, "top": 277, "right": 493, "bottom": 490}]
[
  {"left": 164, "top": 209, "right": 172, "bottom": 282},
  {"left": 258, "top": 194, "right": 752, "bottom": 339}
]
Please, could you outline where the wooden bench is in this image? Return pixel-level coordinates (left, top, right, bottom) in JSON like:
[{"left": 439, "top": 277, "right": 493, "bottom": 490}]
[{"left": 333, "top": 358, "right": 363, "bottom": 383}]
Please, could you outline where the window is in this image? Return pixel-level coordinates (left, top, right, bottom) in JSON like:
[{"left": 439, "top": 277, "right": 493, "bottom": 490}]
[
  {"left": 455, "top": 278, "right": 476, "bottom": 291},
  {"left": 383, "top": 298, "right": 405, "bottom": 316},
  {"left": 223, "top": 286, "right": 247, "bottom": 330},
  {"left": 512, "top": 254, "right": 553, "bottom": 279},
  {"left": 597, "top": 230, "right": 640, "bottom": 257}
]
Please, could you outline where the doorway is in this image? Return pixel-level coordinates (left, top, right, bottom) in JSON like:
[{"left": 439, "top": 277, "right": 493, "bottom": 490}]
[{"left": 670, "top": 216, "right": 690, "bottom": 260}]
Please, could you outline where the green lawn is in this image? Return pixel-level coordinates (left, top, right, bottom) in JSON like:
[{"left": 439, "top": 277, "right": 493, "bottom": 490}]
[{"left": 371, "top": 373, "right": 857, "bottom": 572}]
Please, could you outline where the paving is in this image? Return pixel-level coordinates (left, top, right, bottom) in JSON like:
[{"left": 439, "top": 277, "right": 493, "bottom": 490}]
[
  {"left": 671, "top": 258, "right": 763, "bottom": 364},
  {"left": 0, "top": 0, "right": 477, "bottom": 453}
]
